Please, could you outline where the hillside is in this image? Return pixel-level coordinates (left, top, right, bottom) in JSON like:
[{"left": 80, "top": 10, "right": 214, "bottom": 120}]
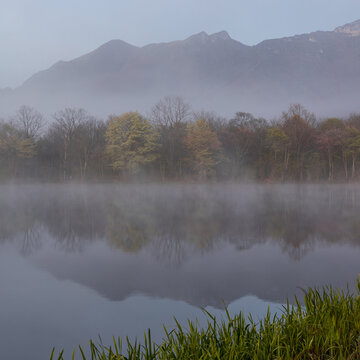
[{"left": 1, "top": 19, "right": 360, "bottom": 117}]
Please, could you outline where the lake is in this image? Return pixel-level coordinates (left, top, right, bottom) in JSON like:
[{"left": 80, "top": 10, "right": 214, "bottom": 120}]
[{"left": 1, "top": 183, "right": 360, "bottom": 359}]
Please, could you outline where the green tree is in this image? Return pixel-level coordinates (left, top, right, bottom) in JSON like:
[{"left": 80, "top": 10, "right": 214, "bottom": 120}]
[
  {"left": 184, "top": 118, "right": 221, "bottom": 178},
  {"left": 105, "top": 112, "right": 160, "bottom": 176}
]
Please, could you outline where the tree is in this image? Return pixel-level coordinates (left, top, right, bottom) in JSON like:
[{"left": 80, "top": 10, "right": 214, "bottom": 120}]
[
  {"left": 316, "top": 128, "right": 343, "bottom": 181},
  {"left": 266, "top": 127, "right": 290, "bottom": 180},
  {"left": 347, "top": 113, "right": 360, "bottom": 130},
  {"left": 282, "top": 104, "right": 316, "bottom": 181},
  {"left": 0, "top": 122, "right": 36, "bottom": 177},
  {"left": 183, "top": 118, "right": 221, "bottom": 178},
  {"left": 192, "top": 110, "right": 227, "bottom": 132},
  {"left": 150, "top": 96, "right": 190, "bottom": 178},
  {"left": 14, "top": 105, "right": 44, "bottom": 139},
  {"left": 74, "top": 118, "right": 106, "bottom": 179},
  {"left": 52, "top": 108, "right": 87, "bottom": 180},
  {"left": 220, "top": 112, "right": 268, "bottom": 179},
  {"left": 343, "top": 127, "right": 360, "bottom": 179},
  {"left": 316, "top": 118, "right": 345, "bottom": 181},
  {"left": 105, "top": 112, "right": 159, "bottom": 176}
]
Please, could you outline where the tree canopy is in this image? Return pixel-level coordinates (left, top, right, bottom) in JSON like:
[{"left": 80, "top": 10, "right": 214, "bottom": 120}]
[{"left": 105, "top": 112, "right": 159, "bottom": 176}]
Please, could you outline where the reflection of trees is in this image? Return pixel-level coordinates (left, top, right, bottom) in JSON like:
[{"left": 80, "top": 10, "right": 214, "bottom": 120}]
[
  {"left": 151, "top": 235, "right": 186, "bottom": 267},
  {"left": 0, "top": 186, "right": 107, "bottom": 253},
  {"left": 106, "top": 199, "right": 154, "bottom": 253},
  {"left": 0, "top": 193, "right": 42, "bottom": 255},
  {"left": 20, "top": 225, "right": 41, "bottom": 256},
  {"left": 1, "top": 185, "right": 360, "bottom": 263},
  {"left": 257, "top": 192, "right": 318, "bottom": 260},
  {"left": 105, "top": 192, "right": 234, "bottom": 261},
  {"left": 42, "top": 189, "right": 106, "bottom": 252}
]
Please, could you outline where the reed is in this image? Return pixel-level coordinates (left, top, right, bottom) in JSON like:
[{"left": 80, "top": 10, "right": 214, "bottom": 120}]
[{"left": 51, "top": 279, "right": 360, "bottom": 359}]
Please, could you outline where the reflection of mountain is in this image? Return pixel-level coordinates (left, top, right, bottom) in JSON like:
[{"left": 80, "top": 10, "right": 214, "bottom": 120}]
[
  {"left": 31, "top": 241, "right": 360, "bottom": 308},
  {"left": 1, "top": 184, "right": 360, "bottom": 307}
]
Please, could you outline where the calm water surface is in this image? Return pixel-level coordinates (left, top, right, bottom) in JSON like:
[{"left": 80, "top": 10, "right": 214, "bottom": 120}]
[{"left": 1, "top": 184, "right": 360, "bottom": 359}]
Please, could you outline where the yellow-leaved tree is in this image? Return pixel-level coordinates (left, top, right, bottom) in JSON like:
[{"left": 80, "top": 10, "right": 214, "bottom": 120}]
[
  {"left": 184, "top": 118, "right": 222, "bottom": 178},
  {"left": 105, "top": 112, "right": 160, "bottom": 176},
  {"left": 0, "top": 122, "right": 36, "bottom": 177}
]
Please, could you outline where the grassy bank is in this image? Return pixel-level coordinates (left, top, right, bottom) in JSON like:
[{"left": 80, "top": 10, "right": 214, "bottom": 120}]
[{"left": 51, "top": 279, "right": 360, "bottom": 359}]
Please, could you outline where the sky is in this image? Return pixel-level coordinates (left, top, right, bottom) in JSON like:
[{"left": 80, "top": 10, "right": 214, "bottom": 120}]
[{"left": 1, "top": 0, "right": 360, "bottom": 88}]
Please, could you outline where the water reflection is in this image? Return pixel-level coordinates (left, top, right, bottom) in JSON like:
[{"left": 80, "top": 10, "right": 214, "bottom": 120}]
[{"left": 1, "top": 184, "right": 360, "bottom": 306}]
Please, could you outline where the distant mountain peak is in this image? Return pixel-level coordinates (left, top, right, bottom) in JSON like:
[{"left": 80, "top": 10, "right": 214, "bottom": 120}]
[
  {"left": 334, "top": 19, "right": 360, "bottom": 36},
  {"left": 184, "top": 30, "right": 232, "bottom": 44},
  {"left": 185, "top": 31, "right": 209, "bottom": 43},
  {"left": 210, "top": 31, "right": 232, "bottom": 41}
]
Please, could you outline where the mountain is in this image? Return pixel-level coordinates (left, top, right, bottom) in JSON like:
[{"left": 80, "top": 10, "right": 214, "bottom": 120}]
[
  {"left": 1, "top": 20, "right": 360, "bottom": 117},
  {"left": 335, "top": 19, "right": 360, "bottom": 36}
]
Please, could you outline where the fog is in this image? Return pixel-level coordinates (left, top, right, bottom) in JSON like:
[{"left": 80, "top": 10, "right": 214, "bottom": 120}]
[{"left": 1, "top": 84, "right": 359, "bottom": 124}]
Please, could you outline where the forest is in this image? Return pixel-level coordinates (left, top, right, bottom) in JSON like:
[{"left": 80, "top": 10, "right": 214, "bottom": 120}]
[{"left": 1, "top": 96, "right": 360, "bottom": 182}]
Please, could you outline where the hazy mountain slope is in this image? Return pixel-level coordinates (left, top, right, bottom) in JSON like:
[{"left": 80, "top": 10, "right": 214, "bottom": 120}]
[{"left": 1, "top": 20, "right": 360, "bottom": 117}]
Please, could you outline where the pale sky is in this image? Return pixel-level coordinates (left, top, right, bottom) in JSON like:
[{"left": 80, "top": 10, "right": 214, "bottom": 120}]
[{"left": 1, "top": 0, "right": 360, "bottom": 88}]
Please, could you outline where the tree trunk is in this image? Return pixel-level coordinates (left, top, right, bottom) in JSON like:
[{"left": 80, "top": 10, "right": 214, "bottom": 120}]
[
  {"left": 328, "top": 149, "right": 332, "bottom": 181},
  {"left": 352, "top": 154, "right": 356, "bottom": 179}
]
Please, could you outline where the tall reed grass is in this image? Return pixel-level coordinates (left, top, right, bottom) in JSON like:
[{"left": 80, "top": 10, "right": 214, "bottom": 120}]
[{"left": 51, "top": 279, "right": 360, "bottom": 359}]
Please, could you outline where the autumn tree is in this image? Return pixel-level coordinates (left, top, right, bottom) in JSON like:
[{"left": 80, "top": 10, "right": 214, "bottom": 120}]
[
  {"left": 184, "top": 118, "right": 221, "bottom": 178},
  {"left": 105, "top": 112, "right": 159, "bottom": 177},
  {"left": 0, "top": 122, "right": 36, "bottom": 177}
]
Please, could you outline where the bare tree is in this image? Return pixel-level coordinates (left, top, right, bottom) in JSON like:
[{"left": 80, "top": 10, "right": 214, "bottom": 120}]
[
  {"left": 282, "top": 104, "right": 316, "bottom": 127},
  {"left": 281, "top": 104, "right": 316, "bottom": 181},
  {"left": 75, "top": 117, "right": 106, "bottom": 179},
  {"left": 53, "top": 108, "right": 88, "bottom": 180},
  {"left": 150, "top": 96, "right": 190, "bottom": 127},
  {"left": 14, "top": 105, "right": 44, "bottom": 139},
  {"left": 150, "top": 96, "right": 190, "bottom": 178},
  {"left": 192, "top": 110, "right": 227, "bottom": 132}
]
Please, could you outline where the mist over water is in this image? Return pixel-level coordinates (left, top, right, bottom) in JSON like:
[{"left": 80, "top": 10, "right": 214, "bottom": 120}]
[{"left": 1, "top": 183, "right": 360, "bottom": 358}]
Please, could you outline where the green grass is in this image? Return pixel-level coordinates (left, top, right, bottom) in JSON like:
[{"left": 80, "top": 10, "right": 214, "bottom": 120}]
[{"left": 51, "top": 279, "right": 360, "bottom": 359}]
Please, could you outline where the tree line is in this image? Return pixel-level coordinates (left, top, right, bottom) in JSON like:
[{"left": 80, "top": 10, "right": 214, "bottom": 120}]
[{"left": 1, "top": 97, "right": 360, "bottom": 182}]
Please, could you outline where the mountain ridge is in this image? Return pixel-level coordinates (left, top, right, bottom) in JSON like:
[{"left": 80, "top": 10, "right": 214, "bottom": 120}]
[{"left": 2, "top": 19, "right": 360, "bottom": 117}]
